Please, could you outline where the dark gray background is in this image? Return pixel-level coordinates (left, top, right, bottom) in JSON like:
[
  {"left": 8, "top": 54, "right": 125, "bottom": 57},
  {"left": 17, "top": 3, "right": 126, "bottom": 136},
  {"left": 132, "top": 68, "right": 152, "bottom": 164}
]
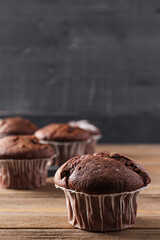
[{"left": 0, "top": 0, "right": 160, "bottom": 143}]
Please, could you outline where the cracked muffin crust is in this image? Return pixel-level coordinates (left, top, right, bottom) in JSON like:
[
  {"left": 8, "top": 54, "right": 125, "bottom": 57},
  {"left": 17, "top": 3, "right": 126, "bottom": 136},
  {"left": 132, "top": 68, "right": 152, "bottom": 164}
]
[
  {"left": 0, "top": 135, "right": 54, "bottom": 159},
  {"left": 54, "top": 151, "right": 151, "bottom": 194},
  {"left": 35, "top": 123, "right": 91, "bottom": 142},
  {"left": 0, "top": 117, "right": 38, "bottom": 135}
]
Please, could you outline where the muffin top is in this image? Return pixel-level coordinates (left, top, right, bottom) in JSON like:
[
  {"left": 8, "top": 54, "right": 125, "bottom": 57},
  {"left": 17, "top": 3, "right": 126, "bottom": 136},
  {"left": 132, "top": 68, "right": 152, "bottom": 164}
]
[
  {"left": 35, "top": 123, "right": 91, "bottom": 142},
  {"left": 0, "top": 135, "right": 54, "bottom": 159},
  {"left": 69, "top": 120, "right": 101, "bottom": 136},
  {"left": 54, "top": 152, "right": 151, "bottom": 194},
  {"left": 0, "top": 117, "right": 38, "bottom": 135}
]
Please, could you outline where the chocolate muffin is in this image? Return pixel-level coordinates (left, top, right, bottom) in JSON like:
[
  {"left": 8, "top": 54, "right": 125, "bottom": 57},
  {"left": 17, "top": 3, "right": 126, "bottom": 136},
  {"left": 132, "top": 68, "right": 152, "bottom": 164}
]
[
  {"left": 54, "top": 152, "right": 151, "bottom": 232},
  {"left": 0, "top": 117, "right": 38, "bottom": 137},
  {"left": 0, "top": 135, "right": 54, "bottom": 189},
  {"left": 69, "top": 120, "right": 102, "bottom": 154},
  {"left": 35, "top": 123, "right": 91, "bottom": 167}
]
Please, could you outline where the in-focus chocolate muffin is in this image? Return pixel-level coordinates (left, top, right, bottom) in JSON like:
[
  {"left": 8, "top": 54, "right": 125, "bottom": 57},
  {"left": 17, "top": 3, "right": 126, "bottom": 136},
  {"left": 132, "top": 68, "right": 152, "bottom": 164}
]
[
  {"left": 35, "top": 123, "right": 91, "bottom": 167},
  {"left": 0, "top": 117, "right": 38, "bottom": 137},
  {"left": 69, "top": 120, "right": 102, "bottom": 154},
  {"left": 0, "top": 135, "right": 54, "bottom": 189},
  {"left": 54, "top": 152, "right": 151, "bottom": 232}
]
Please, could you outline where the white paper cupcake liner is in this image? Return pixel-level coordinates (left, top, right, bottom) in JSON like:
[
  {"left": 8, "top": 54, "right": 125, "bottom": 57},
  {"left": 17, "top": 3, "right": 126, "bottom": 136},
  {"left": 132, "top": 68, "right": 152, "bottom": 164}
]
[
  {"left": 92, "top": 134, "right": 102, "bottom": 141},
  {"left": 85, "top": 134, "right": 102, "bottom": 154},
  {"left": 55, "top": 185, "right": 146, "bottom": 232},
  {"left": 0, "top": 158, "right": 50, "bottom": 189},
  {"left": 40, "top": 140, "right": 90, "bottom": 167}
]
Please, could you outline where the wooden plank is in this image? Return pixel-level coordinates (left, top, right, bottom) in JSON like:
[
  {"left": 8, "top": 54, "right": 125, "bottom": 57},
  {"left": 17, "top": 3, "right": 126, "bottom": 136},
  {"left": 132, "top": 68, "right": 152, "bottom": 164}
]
[
  {"left": 0, "top": 216, "right": 159, "bottom": 230},
  {"left": 0, "top": 229, "right": 159, "bottom": 240},
  {"left": 0, "top": 195, "right": 159, "bottom": 216},
  {"left": 0, "top": 194, "right": 159, "bottom": 228},
  {"left": 96, "top": 144, "right": 160, "bottom": 158},
  {"left": 0, "top": 144, "right": 158, "bottom": 240}
]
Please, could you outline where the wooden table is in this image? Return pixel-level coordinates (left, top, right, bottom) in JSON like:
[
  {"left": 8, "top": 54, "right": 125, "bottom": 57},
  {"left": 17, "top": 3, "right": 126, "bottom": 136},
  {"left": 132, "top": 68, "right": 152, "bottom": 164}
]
[{"left": 0, "top": 144, "right": 160, "bottom": 239}]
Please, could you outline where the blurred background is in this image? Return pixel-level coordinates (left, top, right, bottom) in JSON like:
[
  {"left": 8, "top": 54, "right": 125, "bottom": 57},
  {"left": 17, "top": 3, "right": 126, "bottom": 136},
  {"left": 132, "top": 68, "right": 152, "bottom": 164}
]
[{"left": 0, "top": 0, "right": 160, "bottom": 143}]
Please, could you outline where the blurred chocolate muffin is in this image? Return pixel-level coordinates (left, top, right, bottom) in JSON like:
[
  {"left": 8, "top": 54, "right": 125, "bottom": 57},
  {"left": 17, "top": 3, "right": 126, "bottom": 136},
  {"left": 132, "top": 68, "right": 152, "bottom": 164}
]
[
  {"left": 69, "top": 120, "right": 102, "bottom": 154},
  {"left": 54, "top": 151, "right": 151, "bottom": 231},
  {"left": 35, "top": 123, "right": 90, "bottom": 141},
  {"left": 0, "top": 135, "right": 54, "bottom": 189},
  {"left": 0, "top": 117, "right": 38, "bottom": 137},
  {"left": 35, "top": 123, "right": 91, "bottom": 167}
]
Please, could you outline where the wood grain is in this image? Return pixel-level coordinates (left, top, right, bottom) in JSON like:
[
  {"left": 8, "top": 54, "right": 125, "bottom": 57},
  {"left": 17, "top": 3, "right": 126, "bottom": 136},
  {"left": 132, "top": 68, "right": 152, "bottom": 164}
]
[
  {"left": 0, "top": 144, "right": 159, "bottom": 239},
  {"left": 0, "top": 229, "right": 160, "bottom": 240},
  {"left": 0, "top": 216, "right": 159, "bottom": 229}
]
